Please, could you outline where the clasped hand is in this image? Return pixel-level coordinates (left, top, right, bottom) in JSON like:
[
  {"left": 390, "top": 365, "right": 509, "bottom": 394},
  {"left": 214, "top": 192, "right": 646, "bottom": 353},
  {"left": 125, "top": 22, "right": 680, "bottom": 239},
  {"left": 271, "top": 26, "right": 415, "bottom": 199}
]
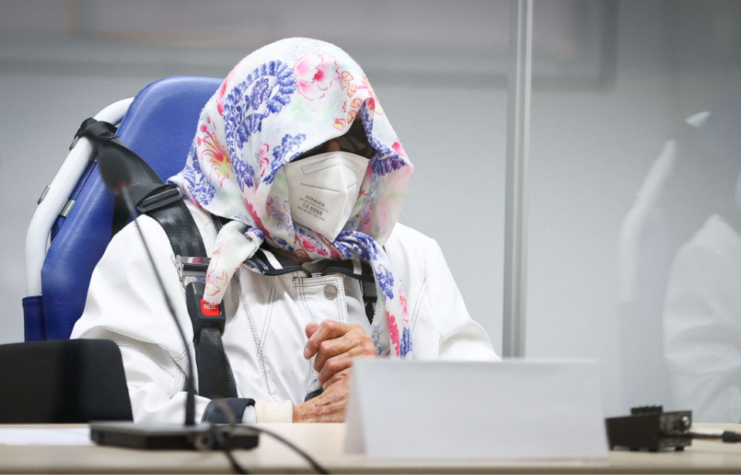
[{"left": 292, "top": 320, "right": 376, "bottom": 423}]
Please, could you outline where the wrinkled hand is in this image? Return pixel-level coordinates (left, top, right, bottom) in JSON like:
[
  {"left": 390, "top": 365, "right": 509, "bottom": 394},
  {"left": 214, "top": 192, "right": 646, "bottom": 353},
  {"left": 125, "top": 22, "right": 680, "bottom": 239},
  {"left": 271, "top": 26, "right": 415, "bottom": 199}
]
[
  {"left": 303, "top": 320, "right": 377, "bottom": 389},
  {"left": 292, "top": 369, "right": 351, "bottom": 423}
]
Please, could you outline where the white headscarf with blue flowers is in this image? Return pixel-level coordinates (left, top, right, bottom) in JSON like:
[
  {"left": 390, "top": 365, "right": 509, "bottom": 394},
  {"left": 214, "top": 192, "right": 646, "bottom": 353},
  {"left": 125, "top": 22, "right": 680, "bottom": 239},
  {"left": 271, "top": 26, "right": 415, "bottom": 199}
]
[{"left": 169, "top": 38, "right": 414, "bottom": 358}]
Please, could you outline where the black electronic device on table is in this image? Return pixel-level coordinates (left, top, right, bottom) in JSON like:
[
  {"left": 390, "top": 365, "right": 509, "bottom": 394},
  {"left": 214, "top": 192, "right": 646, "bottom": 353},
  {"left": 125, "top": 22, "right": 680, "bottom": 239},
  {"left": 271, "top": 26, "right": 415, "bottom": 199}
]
[
  {"left": 607, "top": 406, "right": 741, "bottom": 453},
  {"left": 605, "top": 406, "right": 692, "bottom": 452},
  {"left": 90, "top": 422, "right": 259, "bottom": 450}
]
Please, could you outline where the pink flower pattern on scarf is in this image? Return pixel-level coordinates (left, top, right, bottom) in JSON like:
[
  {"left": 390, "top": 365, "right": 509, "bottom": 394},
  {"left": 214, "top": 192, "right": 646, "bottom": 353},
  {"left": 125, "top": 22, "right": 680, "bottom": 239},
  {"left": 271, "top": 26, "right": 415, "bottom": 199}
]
[{"left": 293, "top": 53, "right": 339, "bottom": 101}]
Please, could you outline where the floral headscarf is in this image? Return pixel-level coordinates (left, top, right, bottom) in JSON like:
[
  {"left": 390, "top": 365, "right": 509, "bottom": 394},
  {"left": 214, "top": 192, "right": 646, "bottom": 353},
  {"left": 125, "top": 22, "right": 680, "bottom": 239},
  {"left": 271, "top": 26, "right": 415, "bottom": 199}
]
[{"left": 169, "top": 38, "right": 414, "bottom": 358}]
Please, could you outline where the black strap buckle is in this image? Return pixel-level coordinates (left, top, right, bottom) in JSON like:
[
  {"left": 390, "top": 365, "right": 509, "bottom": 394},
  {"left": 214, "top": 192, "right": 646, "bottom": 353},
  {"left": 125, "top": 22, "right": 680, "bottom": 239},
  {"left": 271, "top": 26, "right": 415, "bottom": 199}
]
[
  {"left": 185, "top": 280, "right": 238, "bottom": 399},
  {"left": 70, "top": 118, "right": 117, "bottom": 150},
  {"left": 186, "top": 281, "right": 226, "bottom": 337},
  {"left": 136, "top": 184, "right": 183, "bottom": 214}
]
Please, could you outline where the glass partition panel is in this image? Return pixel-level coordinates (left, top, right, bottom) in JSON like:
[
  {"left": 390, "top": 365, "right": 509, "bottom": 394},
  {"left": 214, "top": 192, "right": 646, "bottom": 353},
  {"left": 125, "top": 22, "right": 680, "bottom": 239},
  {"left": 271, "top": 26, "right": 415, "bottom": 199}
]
[{"left": 528, "top": 0, "right": 741, "bottom": 420}]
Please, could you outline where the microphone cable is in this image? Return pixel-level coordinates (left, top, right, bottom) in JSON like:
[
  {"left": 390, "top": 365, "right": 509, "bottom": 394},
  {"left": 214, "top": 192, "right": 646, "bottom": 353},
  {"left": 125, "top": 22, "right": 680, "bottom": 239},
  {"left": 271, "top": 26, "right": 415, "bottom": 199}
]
[
  {"left": 211, "top": 400, "right": 330, "bottom": 475},
  {"left": 119, "top": 186, "right": 197, "bottom": 426},
  {"left": 685, "top": 429, "right": 741, "bottom": 443},
  {"left": 207, "top": 424, "right": 248, "bottom": 474}
]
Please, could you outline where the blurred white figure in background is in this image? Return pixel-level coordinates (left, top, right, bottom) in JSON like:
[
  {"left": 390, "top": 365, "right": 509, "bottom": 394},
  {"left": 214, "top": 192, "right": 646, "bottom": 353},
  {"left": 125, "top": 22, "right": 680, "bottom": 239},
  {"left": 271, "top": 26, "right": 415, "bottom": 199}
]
[
  {"left": 617, "top": 111, "right": 711, "bottom": 411},
  {"left": 663, "top": 95, "right": 741, "bottom": 422}
]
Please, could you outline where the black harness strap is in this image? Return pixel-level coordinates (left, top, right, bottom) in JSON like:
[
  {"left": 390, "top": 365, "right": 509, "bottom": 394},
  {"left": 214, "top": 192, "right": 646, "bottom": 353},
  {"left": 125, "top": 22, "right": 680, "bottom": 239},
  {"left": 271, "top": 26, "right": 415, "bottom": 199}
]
[
  {"left": 185, "top": 281, "right": 238, "bottom": 400},
  {"left": 75, "top": 118, "right": 237, "bottom": 400},
  {"left": 142, "top": 187, "right": 207, "bottom": 258},
  {"left": 361, "top": 280, "right": 377, "bottom": 324}
]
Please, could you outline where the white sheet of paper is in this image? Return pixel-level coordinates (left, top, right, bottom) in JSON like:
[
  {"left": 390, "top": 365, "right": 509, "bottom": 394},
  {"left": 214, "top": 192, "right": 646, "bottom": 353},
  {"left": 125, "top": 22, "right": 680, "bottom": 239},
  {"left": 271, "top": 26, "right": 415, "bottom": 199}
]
[
  {"left": 345, "top": 359, "right": 608, "bottom": 460},
  {"left": 0, "top": 428, "right": 92, "bottom": 446}
]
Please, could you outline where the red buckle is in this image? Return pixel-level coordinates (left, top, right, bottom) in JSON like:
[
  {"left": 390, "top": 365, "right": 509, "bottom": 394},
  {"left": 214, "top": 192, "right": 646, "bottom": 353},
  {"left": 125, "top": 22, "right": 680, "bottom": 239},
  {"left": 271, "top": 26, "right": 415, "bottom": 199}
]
[{"left": 200, "top": 298, "right": 220, "bottom": 317}]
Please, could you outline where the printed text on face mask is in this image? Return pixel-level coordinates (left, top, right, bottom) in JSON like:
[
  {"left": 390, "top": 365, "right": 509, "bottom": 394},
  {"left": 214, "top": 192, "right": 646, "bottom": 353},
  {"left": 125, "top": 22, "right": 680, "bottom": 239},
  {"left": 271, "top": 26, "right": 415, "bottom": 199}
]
[{"left": 299, "top": 195, "right": 327, "bottom": 222}]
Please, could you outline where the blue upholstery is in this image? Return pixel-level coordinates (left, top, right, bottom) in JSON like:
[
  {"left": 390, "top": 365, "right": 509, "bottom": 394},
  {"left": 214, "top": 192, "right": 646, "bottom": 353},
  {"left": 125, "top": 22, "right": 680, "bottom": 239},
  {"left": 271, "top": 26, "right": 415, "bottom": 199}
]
[
  {"left": 22, "top": 296, "right": 45, "bottom": 341},
  {"left": 30, "top": 77, "right": 221, "bottom": 341}
]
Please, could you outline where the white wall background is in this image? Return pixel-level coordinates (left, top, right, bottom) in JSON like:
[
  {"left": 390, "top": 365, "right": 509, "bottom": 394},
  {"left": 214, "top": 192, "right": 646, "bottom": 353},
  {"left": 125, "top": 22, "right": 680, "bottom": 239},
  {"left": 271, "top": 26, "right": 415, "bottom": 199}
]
[{"left": 3, "top": 0, "right": 741, "bottom": 419}]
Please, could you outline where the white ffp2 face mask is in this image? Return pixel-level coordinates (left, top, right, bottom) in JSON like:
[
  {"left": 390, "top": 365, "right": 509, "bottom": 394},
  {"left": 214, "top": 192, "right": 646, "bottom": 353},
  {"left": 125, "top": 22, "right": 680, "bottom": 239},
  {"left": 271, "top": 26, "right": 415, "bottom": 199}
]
[{"left": 283, "top": 151, "right": 369, "bottom": 241}]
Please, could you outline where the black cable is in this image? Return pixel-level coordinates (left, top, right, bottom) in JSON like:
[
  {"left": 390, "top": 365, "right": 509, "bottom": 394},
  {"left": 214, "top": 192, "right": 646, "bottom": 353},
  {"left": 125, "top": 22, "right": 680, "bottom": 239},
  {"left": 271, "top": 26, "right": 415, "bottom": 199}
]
[
  {"left": 209, "top": 424, "right": 249, "bottom": 474},
  {"left": 210, "top": 400, "right": 251, "bottom": 474},
  {"left": 686, "top": 430, "right": 741, "bottom": 443},
  {"left": 722, "top": 431, "right": 741, "bottom": 443},
  {"left": 242, "top": 425, "right": 329, "bottom": 475},
  {"left": 212, "top": 399, "right": 329, "bottom": 474}
]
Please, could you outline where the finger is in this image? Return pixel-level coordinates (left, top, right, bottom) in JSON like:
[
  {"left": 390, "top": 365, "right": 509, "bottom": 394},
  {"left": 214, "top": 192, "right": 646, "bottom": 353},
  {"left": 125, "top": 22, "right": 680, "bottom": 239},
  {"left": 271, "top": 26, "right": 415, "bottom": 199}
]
[
  {"left": 318, "top": 354, "right": 352, "bottom": 386},
  {"left": 304, "top": 320, "right": 353, "bottom": 359},
  {"left": 314, "top": 336, "right": 355, "bottom": 372},
  {"left": 316, "top": 326, "right": 378, "bottom": 370},
  {"left": 317, "top": 344, "right": 371, "bottom": 386},
  {"left": 322, "top": 368, "right": 352, "bottom": 390},
  {"left": 305, "top": 322, "right": 319, "bottom": 339}
]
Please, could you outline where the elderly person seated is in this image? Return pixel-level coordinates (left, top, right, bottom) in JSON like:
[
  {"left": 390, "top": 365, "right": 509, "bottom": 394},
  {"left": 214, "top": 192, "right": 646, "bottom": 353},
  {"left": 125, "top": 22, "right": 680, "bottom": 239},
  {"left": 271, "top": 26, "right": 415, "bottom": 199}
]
[{"left": 72, "top": 38, "right": 497, "bottom": 424}]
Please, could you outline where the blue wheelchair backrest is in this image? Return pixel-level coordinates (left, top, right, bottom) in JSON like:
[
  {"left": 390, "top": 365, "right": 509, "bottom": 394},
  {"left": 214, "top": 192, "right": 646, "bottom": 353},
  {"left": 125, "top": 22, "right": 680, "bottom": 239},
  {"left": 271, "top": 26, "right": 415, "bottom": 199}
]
[{"left": 23, "top": 77, "right": 221, "bottom": 341}]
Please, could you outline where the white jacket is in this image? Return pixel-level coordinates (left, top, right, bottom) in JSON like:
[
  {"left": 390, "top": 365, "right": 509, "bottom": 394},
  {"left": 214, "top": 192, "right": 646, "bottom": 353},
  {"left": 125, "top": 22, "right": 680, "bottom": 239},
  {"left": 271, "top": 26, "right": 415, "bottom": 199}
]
[
  {"left": 71, "top": 200, "right": 498, "bottom": 423},
  {"left": 664, "top": 215, "right": 741, "bottom": 422}
]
